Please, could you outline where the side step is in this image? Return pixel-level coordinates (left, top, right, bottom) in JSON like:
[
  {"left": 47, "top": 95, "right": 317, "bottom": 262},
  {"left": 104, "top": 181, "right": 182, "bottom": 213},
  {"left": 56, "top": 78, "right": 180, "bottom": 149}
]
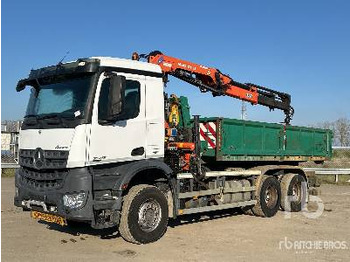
[
  {"left": 178, "top": 200, "right": 257, "bottom": 215},
  {"left": 178, "top": 186, "right": 256, "bottom": 199},
  {"left": 177, "top": 170, "right": 261, "bottom": 179}
]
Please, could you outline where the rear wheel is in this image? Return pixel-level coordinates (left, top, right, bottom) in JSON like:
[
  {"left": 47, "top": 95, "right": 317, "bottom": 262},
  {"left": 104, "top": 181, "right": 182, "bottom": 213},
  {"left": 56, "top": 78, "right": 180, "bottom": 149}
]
[
  {"left": 252, "top": 175, "right": 281, "bottom": 217},
  {"left": 119, "top": 185, "right": 168, "bottom": 244},
  {"left": 280, "top": 173, "right": 307, "bottom": 212}
]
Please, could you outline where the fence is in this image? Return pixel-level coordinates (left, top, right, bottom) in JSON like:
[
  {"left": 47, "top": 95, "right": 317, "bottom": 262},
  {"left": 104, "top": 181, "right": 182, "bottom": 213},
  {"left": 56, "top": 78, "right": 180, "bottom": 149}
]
[
  {"left": 303, "top": 168, "right": 350, "bottom": 183},
  {"left": 1, "top": 120, "right": 21, "bottom": 163},
  {"left": 332, "top": 146, "right": 350, "bottom": 150}
]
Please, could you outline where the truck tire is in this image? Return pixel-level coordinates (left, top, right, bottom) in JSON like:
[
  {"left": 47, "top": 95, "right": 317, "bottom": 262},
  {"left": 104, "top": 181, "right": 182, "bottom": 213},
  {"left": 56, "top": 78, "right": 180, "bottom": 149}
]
[
  {"left": 252, "top": 175, "right": 281, "bottom": 217},
  {"left": 280, "top": 173, "right": 307, "bottom": 212},
  {"left": 119, "top": 184, "right": 168, "bottom": 244}
]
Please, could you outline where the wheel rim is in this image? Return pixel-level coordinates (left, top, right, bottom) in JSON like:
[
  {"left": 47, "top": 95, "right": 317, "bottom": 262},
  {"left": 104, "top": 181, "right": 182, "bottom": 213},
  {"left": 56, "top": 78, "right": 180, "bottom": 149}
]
[
  {"left": 138, "top": 199, "right": 162, "bottom": 232},
  {"left": 291, "top": 181, "right": 302, "bottom": 203},
  {"left": 264, "top": 185, "right": 278, "bottom": 208}
]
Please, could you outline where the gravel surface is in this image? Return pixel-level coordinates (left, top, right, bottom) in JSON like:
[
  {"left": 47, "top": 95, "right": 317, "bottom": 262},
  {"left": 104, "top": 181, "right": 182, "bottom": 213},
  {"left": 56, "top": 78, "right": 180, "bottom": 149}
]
[{"left": 2, "top": 177, "right": 349, "bottom": 262}]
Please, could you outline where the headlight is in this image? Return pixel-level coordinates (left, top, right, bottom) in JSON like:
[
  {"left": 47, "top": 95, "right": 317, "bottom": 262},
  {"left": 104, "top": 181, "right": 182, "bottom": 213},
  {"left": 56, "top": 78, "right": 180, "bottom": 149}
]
[{"left": 63, "top": 192, "right": 87, "bottom": 209}]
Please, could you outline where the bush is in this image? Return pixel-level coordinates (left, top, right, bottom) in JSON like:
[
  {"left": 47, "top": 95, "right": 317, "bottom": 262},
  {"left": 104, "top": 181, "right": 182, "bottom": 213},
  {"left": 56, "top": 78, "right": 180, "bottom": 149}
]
[
  {"left": 1, "top": 168, "right": 16, "bottom": 177},
  {"left": 333, "top": 149, "right": 350, "bottom": 159}
]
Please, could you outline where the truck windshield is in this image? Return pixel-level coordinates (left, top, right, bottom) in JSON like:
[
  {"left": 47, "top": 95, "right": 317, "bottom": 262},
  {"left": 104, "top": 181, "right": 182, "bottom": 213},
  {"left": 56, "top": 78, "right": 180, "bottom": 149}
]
[{"left": 25, "top": 74, "right": 92, "bottom": 118}]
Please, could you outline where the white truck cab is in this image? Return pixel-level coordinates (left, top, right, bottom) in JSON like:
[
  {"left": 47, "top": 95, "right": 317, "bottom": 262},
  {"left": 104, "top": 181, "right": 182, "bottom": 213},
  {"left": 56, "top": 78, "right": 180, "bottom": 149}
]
[
  {"left": 18, "top": 57, "right": 165, "bottom": 168},
  {"left": 15, "top": 57, "right": 173, "bottom": 239}
]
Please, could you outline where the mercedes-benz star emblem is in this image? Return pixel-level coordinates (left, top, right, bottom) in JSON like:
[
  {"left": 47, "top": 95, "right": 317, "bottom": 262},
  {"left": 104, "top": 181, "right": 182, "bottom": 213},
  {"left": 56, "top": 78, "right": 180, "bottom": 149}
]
[{"left": 33, "top": 148, "right": 45, "bottom": 169}]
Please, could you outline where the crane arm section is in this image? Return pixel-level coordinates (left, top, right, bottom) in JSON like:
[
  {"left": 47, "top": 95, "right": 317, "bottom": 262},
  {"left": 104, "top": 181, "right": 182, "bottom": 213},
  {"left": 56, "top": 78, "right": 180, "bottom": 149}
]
[{"left": 134, "top": 51, "right": 294, "bottom": 124}]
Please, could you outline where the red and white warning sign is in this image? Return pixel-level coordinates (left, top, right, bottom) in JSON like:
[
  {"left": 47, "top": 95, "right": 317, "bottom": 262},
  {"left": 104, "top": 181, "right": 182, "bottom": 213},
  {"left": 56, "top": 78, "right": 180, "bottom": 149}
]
[{"left": 199, "top": 122, "right": 217, "bottom": 149}]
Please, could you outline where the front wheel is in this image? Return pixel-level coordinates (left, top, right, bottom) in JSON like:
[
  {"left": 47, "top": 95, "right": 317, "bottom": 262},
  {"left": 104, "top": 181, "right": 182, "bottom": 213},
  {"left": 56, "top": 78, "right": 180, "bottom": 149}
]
[{"left": 119, "top": 185, "right": 168, "bottom": 244}]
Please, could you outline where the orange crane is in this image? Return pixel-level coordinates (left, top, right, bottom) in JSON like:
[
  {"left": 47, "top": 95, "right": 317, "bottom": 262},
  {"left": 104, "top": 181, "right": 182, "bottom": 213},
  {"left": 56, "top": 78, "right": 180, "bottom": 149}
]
[{"left": 132, "top": 51, "right": 294, "bottom": 124}]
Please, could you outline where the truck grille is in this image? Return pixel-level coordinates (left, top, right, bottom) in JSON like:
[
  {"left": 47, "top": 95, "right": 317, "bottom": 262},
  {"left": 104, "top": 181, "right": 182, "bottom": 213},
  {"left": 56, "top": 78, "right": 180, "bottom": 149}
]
[
  {"left": 19, "top": 148, "right": 69, "bottom": 170},
  {"left": 19, "top": 167, "right": 67, "bottom": 190}
]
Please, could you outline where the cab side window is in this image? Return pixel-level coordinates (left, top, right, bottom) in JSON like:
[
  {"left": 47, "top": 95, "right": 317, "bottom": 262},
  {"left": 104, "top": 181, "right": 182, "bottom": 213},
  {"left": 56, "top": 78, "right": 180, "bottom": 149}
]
[
  {"left": 98, "top": 78, "right": 141, "bottom": 122},
  {"left": 120, "top": 81, "right": 140, "bottom": 120}
]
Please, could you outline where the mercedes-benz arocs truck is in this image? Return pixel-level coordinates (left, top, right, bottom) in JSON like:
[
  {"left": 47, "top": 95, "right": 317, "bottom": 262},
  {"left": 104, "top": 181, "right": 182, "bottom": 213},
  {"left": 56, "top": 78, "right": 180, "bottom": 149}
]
[{"left": 14, "top": 52, "right": 331, "bottom": 244}]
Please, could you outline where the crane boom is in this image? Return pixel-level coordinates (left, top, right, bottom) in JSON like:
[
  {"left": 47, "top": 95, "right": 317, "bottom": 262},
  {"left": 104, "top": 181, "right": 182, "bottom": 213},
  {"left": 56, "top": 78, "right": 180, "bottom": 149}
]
[{"left": 133, "top": 51, "right": 294, "bottom": 124}]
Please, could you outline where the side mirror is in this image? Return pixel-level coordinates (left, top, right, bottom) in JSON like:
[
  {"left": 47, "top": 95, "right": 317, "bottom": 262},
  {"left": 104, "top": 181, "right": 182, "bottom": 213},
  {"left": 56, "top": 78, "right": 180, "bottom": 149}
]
[
  {"left": 106, "top": 74, "right": 126, "bottom": 120},
  {"left": 16, "top": 78, "right": 39, "bottom": 92},
  {"left": 16, "top": 79, "right": 27, "bottom": 92}
]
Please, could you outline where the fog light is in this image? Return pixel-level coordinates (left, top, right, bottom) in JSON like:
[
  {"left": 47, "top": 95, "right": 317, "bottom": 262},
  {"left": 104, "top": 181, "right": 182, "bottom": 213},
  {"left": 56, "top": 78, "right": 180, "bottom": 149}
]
[{"left": 63, "top": 192, "right": 86, "bottom": 209}]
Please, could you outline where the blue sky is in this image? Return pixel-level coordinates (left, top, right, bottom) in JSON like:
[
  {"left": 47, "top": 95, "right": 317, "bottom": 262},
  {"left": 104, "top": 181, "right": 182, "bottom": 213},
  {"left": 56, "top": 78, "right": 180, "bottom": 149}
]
[{"left": 2, "top": 0, "right": 350, "bottom": 125}]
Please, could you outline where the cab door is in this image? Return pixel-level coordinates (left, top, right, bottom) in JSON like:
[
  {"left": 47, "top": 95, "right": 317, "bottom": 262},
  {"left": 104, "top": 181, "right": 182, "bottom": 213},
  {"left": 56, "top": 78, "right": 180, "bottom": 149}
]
[{"left": 87, "top": 72, "right": 146, "bottom": 165}]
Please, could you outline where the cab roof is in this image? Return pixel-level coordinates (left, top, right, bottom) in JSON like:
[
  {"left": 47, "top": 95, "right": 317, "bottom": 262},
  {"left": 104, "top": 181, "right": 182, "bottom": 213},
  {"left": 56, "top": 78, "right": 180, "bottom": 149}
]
[{"left": 91, "top": 56, "right": 162, "bottom": 74}]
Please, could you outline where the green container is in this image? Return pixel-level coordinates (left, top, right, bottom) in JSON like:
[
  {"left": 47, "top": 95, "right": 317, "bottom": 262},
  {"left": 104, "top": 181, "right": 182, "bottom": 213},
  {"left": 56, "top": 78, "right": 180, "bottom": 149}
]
[
  {"left": 177, "top": 96, "right": 332, "bottom": 163},
  {"left": 198, "top": 117, "right": 332, "bottom": 162}
]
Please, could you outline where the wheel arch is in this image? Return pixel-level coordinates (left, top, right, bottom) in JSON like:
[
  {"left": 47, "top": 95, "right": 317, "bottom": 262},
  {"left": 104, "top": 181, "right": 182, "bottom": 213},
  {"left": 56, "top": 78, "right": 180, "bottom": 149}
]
[
  {"left": 112, "top": 159, "right": 173, "bottom": 193},
  {"left": 252, "top": 165, "right": 307, "bottom": 189},
  {"left": 265, "top": 167, "right": 307, "bottom": 181},
  {"left": 113, "top": 159, "right": 175, "bottom": 218}
]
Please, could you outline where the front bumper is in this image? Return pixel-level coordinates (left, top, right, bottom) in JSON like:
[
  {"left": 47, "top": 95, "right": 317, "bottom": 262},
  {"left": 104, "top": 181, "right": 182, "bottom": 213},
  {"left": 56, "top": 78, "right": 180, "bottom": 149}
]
[{"left": 14, "top": 167, "right": 122, "bottom": 228}]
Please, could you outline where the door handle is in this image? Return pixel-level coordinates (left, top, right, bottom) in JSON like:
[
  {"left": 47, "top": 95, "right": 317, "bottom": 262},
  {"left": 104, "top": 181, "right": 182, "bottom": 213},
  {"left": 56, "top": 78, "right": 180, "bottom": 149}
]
[{"left": 131, "top": 147, "right": 145, "bottom": 156}]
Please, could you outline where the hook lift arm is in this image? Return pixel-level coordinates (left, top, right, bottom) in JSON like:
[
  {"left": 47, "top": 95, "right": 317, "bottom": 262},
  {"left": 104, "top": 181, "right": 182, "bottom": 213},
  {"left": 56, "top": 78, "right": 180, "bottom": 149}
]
[{"left": 133, "top": 51, "right": 294, "bottom": 124}]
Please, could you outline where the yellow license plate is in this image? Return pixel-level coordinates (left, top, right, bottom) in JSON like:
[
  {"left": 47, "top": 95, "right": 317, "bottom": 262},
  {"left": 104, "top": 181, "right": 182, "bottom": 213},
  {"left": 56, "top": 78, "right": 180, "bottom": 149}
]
[{"left": 31, "top": 211, "right": 67, "bottom": 226}]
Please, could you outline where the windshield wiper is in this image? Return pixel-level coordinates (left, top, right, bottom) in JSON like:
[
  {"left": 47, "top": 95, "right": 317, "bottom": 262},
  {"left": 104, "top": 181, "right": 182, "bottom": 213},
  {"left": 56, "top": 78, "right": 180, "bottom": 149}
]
[
  {"left": 37, "top": 113, "right": 60, "bottom": 120},
  {"left": 23, "top": 115, "right": 39, "bottom": 126},
  {"left": 24, "top": 114, "right": 39, "bottom": 119},
  {"left": 24, "top": 112, "right": 80, "bottom": 128},
  {"left": 39, "top": 114, "right": 69, "bottom": 127}
]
